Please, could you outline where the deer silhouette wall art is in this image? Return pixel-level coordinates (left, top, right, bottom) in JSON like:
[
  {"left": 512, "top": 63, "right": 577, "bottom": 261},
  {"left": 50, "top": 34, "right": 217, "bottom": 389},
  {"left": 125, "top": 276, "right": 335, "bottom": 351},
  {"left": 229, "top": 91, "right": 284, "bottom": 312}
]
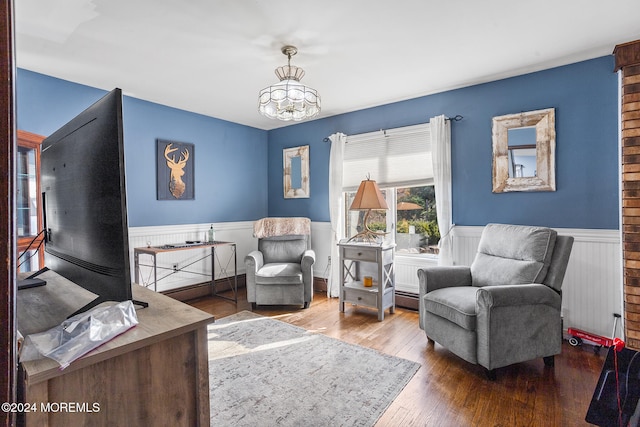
[{"left": 157, "top": 140, "right": 194, "bottom": 200}]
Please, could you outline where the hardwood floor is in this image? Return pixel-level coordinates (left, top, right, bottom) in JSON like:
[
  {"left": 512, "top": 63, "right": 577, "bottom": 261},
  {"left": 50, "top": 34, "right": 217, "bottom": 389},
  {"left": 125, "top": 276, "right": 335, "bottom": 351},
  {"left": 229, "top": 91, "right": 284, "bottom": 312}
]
[{"left": 189, "top": 289, "right": 605, "bottom": 427}]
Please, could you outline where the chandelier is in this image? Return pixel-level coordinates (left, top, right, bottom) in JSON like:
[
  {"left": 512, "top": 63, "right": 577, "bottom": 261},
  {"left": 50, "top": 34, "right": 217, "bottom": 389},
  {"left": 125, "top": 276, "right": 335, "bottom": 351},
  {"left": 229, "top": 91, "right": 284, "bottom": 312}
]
[{"left": 258, "top": 45, "right": 321, "bottom": 121}]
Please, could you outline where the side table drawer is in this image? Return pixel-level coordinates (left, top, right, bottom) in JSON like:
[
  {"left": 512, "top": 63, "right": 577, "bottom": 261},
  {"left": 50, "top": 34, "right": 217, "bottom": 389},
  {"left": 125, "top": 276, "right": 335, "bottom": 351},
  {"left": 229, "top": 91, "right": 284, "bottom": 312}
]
[
  {"left": 344, "top": 288, "right": 378, "bottom": 307},
  {"left": 342, "top": 246, "right": 377, "bottom": 262}
]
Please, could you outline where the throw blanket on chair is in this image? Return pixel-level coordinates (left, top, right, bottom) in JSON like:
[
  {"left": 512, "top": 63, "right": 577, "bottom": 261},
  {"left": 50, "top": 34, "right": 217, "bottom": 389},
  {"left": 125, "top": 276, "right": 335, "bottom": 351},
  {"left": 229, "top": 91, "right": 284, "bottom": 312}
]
[{"left": 253, "top": 217, "right": 311, "bottom": 238}]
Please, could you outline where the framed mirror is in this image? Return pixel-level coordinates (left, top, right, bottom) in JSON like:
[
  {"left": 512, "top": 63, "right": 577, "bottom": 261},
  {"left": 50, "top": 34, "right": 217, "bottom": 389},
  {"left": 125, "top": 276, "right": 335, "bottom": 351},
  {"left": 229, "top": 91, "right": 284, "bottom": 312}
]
[
  {"left": 492, "top": 108, "right": 556, "bottom": 192},
  {"left": 283, "top": 145, "right": 310, "bottom": 198}
]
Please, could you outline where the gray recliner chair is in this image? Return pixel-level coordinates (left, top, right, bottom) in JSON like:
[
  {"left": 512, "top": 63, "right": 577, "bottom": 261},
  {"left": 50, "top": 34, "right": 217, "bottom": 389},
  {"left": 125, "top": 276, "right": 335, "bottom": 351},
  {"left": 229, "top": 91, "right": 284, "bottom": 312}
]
[
  {"left": 418, "top": 223, "right": 574, "bottom": 379},
  {"left": 245, "top": 218, "right": 315, "bottom": 309}
]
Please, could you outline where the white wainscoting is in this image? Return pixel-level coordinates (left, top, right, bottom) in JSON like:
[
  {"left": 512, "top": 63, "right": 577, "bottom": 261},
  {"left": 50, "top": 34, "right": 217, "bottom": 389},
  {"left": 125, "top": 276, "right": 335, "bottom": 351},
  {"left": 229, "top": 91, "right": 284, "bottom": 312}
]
[
  {"left": 309, "top": 222, "right": 439, "bottom": 291},
  {"left": 395, "top": 255, "right": 438, "bottom": 294},
  {"left": 128, "top": 222, "right": 256, "bottom": 292},
  {"left": 310, "top": 221, "right": 333, "bottom": 283},
  {"left": 129, "top": 221, "right": 620, "bottom": 339},
  {"left": 452, "top": 226, "right": 623, "bottom": 338},
  {"left": 128, "top": 221, "right": 334, "bottom": 293}
]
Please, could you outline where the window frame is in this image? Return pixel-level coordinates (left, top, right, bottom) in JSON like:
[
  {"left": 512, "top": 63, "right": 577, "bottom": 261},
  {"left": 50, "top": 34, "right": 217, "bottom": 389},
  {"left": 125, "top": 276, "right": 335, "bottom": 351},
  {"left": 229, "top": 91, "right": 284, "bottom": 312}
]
[
  {"left": 344, "top": 183, "right": 439, "bottom": 259},
  {"left": 342, "top": 122, "right": 438, "bottom": 258}
]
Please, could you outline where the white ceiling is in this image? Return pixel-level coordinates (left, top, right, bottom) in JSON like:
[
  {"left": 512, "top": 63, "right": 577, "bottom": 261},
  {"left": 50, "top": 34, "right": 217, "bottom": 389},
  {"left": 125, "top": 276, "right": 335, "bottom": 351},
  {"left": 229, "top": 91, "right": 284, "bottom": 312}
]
[{"left": 14, "top": 0, "right": 640, "bottom": 131}]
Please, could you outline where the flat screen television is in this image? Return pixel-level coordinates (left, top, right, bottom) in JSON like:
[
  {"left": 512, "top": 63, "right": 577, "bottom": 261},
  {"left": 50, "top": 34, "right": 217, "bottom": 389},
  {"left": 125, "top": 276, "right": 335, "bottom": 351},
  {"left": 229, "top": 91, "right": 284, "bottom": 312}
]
[{"left": 40, "top": 88, "right": 145, "bottom": 317}]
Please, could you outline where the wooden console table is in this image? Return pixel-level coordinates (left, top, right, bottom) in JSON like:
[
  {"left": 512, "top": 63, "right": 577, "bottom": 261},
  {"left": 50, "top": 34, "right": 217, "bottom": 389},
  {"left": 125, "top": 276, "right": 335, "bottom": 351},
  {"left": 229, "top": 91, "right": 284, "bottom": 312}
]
[
  {"left": 17, "top": 269, "right": 214, "bottom": 426},
  {"left": 134, "top": 240, "right": 238, "bottom": 302}
]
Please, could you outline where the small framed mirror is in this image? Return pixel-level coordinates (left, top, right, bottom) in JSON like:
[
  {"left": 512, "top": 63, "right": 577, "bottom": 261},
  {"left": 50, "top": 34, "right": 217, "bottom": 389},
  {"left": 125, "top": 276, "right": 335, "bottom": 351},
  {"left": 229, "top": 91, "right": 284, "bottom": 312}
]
[
  {"left": 492, "top": 108, "right": 556, "bottom": 192},
  {"left": 283, "top": 145, "right": 310, "bottom": 198}
]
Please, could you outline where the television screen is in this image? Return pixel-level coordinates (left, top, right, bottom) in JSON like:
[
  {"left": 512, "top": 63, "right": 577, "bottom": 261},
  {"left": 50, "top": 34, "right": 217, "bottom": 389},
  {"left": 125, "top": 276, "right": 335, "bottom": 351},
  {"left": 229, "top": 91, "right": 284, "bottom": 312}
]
[{"left": 41, "top": 88, "right": 143, "bottom": 317}]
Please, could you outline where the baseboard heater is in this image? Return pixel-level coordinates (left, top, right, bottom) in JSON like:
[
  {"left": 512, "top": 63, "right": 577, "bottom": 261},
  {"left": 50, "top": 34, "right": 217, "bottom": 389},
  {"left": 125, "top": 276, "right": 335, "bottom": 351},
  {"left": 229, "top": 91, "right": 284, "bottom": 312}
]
[{"left": 395, "top": 290, "right": 419, "bottom": 311}]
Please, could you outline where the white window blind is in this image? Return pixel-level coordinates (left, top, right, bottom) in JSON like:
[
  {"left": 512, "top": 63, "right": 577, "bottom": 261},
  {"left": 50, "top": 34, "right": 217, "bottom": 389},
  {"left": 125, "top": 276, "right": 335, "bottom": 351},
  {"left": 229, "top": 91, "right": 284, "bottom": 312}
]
[{"left": 343, "top": 123, "right": 432, "bottom": 191}]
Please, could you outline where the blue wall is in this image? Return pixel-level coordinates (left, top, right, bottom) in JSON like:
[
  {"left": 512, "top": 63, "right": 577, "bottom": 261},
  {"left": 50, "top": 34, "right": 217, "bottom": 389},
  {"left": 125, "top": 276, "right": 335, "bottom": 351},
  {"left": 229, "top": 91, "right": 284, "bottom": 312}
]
[
  {"left": 17, "top": 69, "right": 269, "bottom": 227},
  {"left": 17, "top": 55, "right": 619, "bottom": 230},
  {"left": 267, "top": 56, "right": 619, "bottom": 229}
]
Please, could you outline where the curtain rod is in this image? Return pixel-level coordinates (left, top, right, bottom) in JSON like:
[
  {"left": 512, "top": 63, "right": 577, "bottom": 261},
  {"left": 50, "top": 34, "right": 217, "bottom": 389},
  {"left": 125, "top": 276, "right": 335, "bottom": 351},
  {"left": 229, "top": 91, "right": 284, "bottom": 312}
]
[{"left": 322, "top": 115, "right": 463, "bottom": 142}]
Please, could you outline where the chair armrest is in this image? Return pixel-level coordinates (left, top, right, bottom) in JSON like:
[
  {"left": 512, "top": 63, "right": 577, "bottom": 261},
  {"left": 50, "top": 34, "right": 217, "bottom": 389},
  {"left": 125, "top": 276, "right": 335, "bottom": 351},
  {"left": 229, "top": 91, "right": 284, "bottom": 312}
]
[
  {"left": 244, "top": 250, "right": 264, "bottom": 271},
  {"left": 417, "top": 266, "right": 472, "bottom": 296},
  {"left": 301, "top": 250, "right": 316, "bottom": 304},
  {"left": 244, "top": 251, "right": 264, "bottom": 304},
  {"left": 476, "top": 284, "right": 561, "bottom": 310},
  {"left": 475, "top": 284, "right": 562, "bottom": 370},
  {"left": 417, "top": 266, "right": 471, "bottom": 331},
  {"left": 302, "top": 249, "right": 316, "bottom": 269}
]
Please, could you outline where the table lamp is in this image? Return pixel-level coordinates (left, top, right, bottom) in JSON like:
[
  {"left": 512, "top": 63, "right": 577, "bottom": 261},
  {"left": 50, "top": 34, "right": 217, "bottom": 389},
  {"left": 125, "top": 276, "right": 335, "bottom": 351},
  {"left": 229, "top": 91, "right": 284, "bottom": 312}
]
[{"left": 348, "top": 177, "right": 389, "bottom": 242}]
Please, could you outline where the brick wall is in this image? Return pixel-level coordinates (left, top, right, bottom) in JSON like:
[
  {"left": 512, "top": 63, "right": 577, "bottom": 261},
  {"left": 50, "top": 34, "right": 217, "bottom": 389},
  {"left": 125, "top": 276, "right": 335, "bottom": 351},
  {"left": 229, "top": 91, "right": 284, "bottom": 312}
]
[{"left": 616, "top": 39, "right": 640, "bottom": 349}]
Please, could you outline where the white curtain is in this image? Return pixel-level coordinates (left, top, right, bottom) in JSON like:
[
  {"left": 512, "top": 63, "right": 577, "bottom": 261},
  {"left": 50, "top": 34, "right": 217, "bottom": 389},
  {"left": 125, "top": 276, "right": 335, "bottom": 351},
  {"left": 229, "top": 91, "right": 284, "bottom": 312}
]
[
  {"left": 327, "top": 132, "right": 346, "bottom": 297},
  {"left": 430, "top": 115, "right": 453, "bottom": 266}
]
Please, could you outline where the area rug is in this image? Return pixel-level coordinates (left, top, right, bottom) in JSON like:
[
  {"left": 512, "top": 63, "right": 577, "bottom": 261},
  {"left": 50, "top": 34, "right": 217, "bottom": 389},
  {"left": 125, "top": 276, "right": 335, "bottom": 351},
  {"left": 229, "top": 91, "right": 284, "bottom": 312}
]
[{"left": 208, "top": 311, "right": 420, "bottom": 427}]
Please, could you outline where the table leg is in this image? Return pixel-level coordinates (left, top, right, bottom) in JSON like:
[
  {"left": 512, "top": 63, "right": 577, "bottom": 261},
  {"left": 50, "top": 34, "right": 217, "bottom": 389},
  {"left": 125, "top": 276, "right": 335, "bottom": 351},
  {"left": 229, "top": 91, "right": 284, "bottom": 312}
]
[
  {"left": 153, "top": 253, "right": 157, "bottom": 292},
  {"left": 232, "top": 243, "right": 238, "bottom": 302},
  {"left": 210, "top": 243, "right": 238, "bottom": 303},
  {"left": 134, "top": 251, "right": 140, "bottom": 284},
  {"left": 210, "top": 246, "right": 215, "bottom": 296}
]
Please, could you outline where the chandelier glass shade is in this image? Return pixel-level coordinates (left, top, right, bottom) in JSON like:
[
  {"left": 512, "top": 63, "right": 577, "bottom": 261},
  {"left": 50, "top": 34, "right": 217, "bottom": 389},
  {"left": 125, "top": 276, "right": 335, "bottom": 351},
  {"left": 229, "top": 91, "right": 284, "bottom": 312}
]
[{"left": 258, "top": 46, "right": 321, "bottom": 122}]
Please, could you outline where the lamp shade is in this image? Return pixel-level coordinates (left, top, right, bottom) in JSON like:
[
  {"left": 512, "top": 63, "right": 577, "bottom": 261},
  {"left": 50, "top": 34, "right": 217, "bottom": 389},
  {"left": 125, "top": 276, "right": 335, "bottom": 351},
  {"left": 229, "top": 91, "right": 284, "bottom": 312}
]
[{"left": 349, "top": 179, "right": 388, "bottom": 211}]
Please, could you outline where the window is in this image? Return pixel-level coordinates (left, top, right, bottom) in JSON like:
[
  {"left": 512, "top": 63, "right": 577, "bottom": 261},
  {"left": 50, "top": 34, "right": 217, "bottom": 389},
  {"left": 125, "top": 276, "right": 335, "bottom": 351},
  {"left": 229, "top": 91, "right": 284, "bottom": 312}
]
[
  {"left": 342, "top": 123, "right": 432, "bottom": 191},
  {"left": 17, "top": 130, "right": 44, "bottom": 272},
  {"left": 344, "top": 185, "right": 439, "bottom": 256},
  {"left": 395, "top": 185, "right": 439, "bottom": 255},
  {"left": 342, "top": 123, "right": 438, "bottom": 257},
  {"left": 332, "top": 118, "right": 450, "bottom": 298},
  {"left": 345, "top": 188, "right": 389, "bottom": 238}
]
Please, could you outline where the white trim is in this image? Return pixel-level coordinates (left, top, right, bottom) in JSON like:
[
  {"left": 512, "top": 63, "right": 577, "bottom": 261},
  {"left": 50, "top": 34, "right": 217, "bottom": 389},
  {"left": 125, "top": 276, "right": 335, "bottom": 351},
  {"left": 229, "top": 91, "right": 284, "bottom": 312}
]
[
  {"left": 311, "top": 221, "right": 332, "bottom": 279},
  {"left": 128, "top": 221, "right": 335, "bottom": 291},
  {"left": 128, "top": 221, "right": 255, "bottom": 239},
  {"left": 451, "top": 225, "right": 619, "bottom": 243},
  {"left": 395, "top": 254, "right": 438, "bottom": 294},
  {"left": 128, "top": 221, "right": 255, "bottom": 292}
]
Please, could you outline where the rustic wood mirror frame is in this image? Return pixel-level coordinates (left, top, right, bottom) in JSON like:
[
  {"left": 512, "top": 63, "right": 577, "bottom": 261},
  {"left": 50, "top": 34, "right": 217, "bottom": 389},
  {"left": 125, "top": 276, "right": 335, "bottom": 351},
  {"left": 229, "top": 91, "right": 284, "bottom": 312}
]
[
  {"left": 492, "top": 108, "right": 556, "bottom": 193},
  {"left": 283, "top": 145, "right": 310, "bottom": 198}
]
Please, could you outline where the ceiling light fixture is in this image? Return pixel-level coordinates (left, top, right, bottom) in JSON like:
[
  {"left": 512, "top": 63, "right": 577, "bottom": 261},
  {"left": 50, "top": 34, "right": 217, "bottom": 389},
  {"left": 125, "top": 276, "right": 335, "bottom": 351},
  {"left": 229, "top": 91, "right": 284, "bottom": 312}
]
[{"left": 258, "top": 45, "right": 321, "bottom": 122}]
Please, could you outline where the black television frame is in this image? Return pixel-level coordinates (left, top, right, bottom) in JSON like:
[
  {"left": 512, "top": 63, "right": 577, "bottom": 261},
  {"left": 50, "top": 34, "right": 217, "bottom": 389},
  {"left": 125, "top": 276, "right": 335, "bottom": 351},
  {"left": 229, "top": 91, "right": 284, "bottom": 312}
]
[{"left": 41, "top": 88, "right": 145, "bottom": 317}]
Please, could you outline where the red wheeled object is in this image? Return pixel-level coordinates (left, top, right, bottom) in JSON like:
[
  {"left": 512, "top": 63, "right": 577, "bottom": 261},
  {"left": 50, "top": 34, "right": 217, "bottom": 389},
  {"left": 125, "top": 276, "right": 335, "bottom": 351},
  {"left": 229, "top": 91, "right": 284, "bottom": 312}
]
[{"left": 567, "top": 314, "right": 620, "bottom": 354}]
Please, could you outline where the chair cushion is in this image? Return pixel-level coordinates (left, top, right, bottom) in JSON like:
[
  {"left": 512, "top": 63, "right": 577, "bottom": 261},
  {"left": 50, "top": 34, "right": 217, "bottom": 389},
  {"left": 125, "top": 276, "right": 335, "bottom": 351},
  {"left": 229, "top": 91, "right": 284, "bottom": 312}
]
[
  {"left": 423, "top": 286, "right": 478, "bottom": 331},
  {"left": 471, "top": 224, "right": 557, "bottom": 287},
  {"left": 255, "top": 263, "right": 303, "bottom": 285},
  {"left": 259, "top": 239, "right": 307, "bottom": 264}
]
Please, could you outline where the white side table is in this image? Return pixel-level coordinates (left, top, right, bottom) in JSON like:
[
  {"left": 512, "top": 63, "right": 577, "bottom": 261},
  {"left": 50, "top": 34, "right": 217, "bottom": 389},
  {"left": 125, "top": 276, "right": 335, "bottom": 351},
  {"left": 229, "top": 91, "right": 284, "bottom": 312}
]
[{"left": 338, "top": 241, "right": 395, "bottom": 321}]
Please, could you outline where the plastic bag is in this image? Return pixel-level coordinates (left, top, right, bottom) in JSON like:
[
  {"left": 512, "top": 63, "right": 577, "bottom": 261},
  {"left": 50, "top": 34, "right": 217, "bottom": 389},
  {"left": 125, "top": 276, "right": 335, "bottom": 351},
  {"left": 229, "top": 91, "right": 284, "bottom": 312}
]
[{"left": 20, "top": 300, "right": 138, "bottom": 369}]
